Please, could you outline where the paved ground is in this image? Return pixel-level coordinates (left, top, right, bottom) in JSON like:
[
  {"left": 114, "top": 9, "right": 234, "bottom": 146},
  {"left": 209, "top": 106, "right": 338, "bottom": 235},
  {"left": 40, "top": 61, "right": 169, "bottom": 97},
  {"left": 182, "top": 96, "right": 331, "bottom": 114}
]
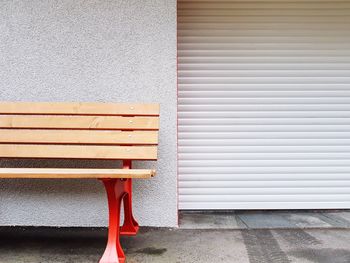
[
  {"left": 1, "top": 211, "right": 350, "bottom": 263},
  {"left": 180, "top": 210, "right": 350, "bottom": 229},
  {"left": 1, "top": 227, "right": 350, "bottom": 262}
]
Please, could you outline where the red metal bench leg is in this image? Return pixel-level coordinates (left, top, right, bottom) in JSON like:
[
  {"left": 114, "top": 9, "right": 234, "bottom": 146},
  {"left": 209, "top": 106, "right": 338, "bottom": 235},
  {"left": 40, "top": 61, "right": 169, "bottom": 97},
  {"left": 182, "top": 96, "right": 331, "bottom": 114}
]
[
  {"left": 120, "top": 161, "right": 139, "bottom": 236},
  {"left": 100, "top": 179, "right": 126, "bottom": 263},
  {"left": 120, "top": 179, "right": 139, "bottom": 236}
]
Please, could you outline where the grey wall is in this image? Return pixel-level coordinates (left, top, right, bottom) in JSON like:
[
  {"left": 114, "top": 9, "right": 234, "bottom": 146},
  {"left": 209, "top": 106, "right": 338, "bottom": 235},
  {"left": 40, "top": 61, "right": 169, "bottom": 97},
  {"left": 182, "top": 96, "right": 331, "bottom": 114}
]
[{"left": 0, "top": 0, "right": 177, "bottom": 227}]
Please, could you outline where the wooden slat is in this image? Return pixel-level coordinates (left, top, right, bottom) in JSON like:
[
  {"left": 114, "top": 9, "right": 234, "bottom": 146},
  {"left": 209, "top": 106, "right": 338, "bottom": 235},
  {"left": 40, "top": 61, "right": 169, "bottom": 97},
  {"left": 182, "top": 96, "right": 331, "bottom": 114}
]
[
  {"left": 0, "top": 130, "right": 158, "bottom": 145},
  {"left": 0, "top": 116, "right": 159, "bottom": 130},
  {"left": 0, "top": 168, "right": 156, "bottom": 179},
  {"left": 0, "top": 102, "right": 160, "bottom": 116},
  {"left": 0, "top": 144, "right": 157, "bottom": 160}
]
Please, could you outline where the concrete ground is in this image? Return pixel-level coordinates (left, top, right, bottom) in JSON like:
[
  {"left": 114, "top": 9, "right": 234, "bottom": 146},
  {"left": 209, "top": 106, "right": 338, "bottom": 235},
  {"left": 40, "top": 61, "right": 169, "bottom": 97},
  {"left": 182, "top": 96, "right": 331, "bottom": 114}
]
[
  {"left": 1, "top": 211, "right": 350, "bottom": 263},
  {"left": 180, "top": 210, "right": 350, "bottom": 229}
]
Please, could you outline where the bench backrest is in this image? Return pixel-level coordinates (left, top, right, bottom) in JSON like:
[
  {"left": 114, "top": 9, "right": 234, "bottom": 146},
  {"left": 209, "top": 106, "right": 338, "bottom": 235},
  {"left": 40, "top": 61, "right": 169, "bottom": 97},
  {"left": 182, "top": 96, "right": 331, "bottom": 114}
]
[{"left": 0, "top": 102, "right": 159, "bottom": 160}]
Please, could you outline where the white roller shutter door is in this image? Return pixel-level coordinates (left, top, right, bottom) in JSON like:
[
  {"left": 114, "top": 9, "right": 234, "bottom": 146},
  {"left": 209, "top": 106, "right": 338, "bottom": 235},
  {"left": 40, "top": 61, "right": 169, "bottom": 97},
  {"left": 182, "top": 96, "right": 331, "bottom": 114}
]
[{"left": 178, "top": 0, "right": 350, "bottom": 210}]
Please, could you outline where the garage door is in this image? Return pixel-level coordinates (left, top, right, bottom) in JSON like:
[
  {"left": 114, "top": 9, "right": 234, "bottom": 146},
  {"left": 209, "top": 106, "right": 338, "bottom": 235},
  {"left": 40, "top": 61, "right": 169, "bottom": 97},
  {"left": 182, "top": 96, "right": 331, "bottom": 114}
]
[{"left": 178, "top": 0, "right": 350, "bottom": 209}]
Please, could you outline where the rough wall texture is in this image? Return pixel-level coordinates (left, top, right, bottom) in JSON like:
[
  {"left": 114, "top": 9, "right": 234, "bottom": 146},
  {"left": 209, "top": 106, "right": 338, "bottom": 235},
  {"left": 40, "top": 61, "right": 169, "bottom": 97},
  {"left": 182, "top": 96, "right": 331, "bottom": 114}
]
[{"left": 0, "top": 0, "right": 177, "bottom": 227}]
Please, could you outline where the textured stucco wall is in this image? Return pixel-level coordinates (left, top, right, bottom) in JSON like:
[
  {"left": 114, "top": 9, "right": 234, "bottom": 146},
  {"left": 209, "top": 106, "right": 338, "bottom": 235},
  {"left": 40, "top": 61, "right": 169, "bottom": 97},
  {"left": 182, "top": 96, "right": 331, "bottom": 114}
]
[{"left": 0, "top": 0, "right": 177, "bottom": 227}]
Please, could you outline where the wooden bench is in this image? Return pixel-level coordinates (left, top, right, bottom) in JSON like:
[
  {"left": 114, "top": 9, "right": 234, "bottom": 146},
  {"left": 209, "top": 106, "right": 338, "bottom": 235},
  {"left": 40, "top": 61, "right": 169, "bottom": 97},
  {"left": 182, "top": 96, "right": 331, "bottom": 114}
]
[{"left": 0, "top": 101, "right": 160, "bottom": 263}]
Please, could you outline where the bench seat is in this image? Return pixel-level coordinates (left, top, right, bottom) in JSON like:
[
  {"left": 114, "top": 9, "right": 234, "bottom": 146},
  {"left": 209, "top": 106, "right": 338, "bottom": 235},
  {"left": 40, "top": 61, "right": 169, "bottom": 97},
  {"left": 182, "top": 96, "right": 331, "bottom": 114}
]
[{"left": 0, "top": 168, "right": 156, "bottom": 179}]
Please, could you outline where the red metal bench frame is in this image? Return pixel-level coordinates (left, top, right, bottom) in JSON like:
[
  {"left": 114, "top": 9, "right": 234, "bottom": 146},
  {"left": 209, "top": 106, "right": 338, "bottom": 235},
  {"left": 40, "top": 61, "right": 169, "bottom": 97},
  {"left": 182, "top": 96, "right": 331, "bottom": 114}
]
[{"left": 100, "top": 161, "right": 139, "bottom": 263}]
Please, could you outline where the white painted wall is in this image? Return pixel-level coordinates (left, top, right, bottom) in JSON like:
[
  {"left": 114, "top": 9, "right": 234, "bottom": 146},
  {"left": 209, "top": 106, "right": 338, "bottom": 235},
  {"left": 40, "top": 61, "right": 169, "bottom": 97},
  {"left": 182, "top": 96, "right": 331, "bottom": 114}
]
[{"left": 0, "top": 0, "right": 177, "bottom": 227}]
